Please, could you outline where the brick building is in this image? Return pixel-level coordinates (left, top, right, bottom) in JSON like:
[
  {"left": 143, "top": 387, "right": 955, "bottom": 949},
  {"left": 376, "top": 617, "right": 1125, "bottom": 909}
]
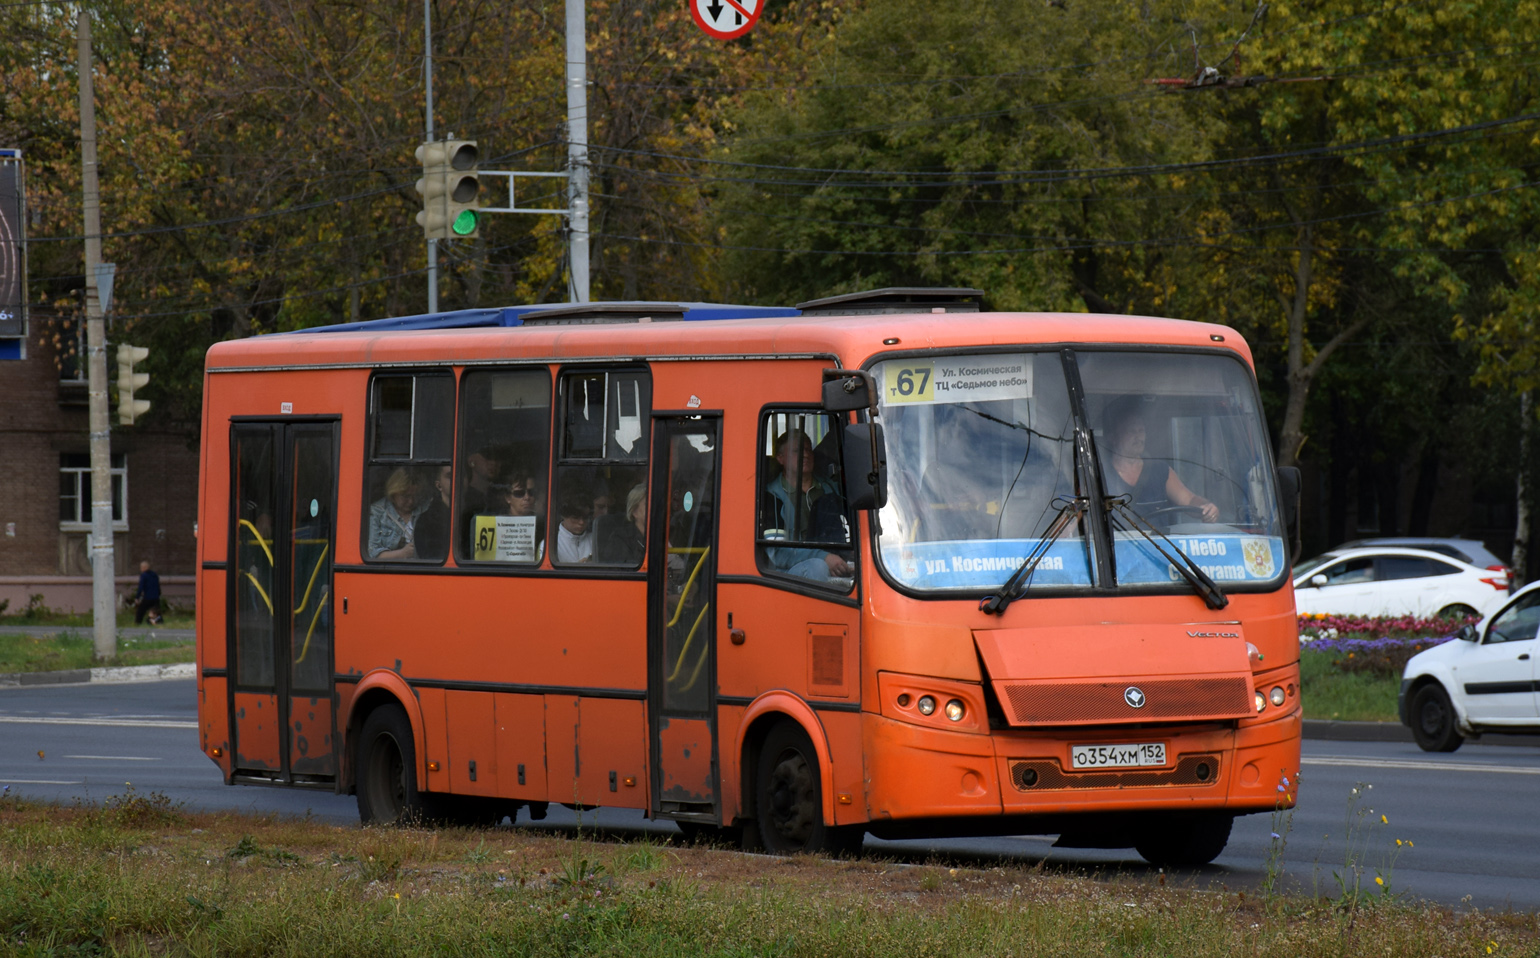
[{"left": 0, "top": 314, "right": 198, "bottom": 613}]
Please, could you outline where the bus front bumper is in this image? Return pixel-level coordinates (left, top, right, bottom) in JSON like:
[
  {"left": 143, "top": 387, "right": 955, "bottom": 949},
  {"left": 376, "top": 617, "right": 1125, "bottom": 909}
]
[{"left": 861, "top": 708, "right": 1300, "bottom": 827}]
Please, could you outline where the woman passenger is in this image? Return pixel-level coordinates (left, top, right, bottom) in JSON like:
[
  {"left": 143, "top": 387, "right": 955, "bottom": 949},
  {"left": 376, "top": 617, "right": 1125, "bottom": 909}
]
[{"left": 368, "top": 467, "right": 429, "bottom": 559}]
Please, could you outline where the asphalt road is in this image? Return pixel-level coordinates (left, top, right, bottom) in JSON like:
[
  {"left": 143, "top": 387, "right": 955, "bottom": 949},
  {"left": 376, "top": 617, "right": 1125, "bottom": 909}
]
[{"left": 3, "top": 679, "right": 1536, "bottom": 911}]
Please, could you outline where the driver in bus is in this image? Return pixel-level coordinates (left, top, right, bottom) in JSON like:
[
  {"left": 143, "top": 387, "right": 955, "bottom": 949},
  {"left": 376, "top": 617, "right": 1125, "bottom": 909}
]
[
  {"left": 764, "top": 429, "right": 851, "bottom": 582},
  {"left": 1100, "top": 395, "right": 1218, "bottom": 524}
]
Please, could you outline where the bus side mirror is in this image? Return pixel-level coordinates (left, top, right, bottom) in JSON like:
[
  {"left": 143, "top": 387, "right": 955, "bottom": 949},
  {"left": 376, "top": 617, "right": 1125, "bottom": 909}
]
[
  {"left": 842, "top": 422, "right": 888, "bottom": 511},
  {"left": 1275, "top": 466, "right": 1301, "bottom": 557},
  {"left": 822, "top": 370, "right": 873, "bottom": 412}
]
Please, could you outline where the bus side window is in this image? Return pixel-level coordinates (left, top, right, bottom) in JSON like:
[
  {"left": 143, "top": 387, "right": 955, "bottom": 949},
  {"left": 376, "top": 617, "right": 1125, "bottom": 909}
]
[
  {"left": 555, "top": 368, "right": 652, "bottom": 568},
  {"left": 455, "top": 368, "right": 553, "bottom": 565},
  {"left": 755, "top": 409, "right": 854, "bottom": 591},
  {"left": 362, "top": 372, "right": 454, "bottom": 563}
]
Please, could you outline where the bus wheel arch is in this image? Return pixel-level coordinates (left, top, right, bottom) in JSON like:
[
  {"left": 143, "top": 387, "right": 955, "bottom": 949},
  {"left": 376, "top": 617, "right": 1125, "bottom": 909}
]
[
  {"left": 737, "top": 694, "right": 860, "bottom": 855},
  {"left": 344, "top": 672, "right": 426, "bottom": 794}
]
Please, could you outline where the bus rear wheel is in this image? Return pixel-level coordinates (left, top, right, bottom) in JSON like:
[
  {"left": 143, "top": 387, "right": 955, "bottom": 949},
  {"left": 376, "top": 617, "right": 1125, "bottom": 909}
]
[
  {"left": 1133, "top": 812, "right": 1233, "bottom": 867},
  {"left": 356, "top": 704, "right": 426, "bottom": 825},
  {"left": 755, "top": 722, "right": 864, "bottom": 857}
]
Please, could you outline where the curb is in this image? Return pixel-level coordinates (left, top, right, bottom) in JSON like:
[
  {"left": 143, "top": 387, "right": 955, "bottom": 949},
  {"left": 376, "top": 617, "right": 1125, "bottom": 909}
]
[
  {"left": 0, "top": 662, "right": 195, "bottom": 688},
  {"left": 1302, "top": 718, "right": 1540, "bottom": 748}
]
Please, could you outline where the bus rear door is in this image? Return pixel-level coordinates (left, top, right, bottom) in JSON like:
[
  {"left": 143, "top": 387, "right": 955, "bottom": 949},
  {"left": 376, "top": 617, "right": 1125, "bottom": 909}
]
[
  {"left": 648, "top": 415, "right": 722, "bottom": 824},
  {"left": 227, "top": 420, "right": 340, "bottom": 785}
]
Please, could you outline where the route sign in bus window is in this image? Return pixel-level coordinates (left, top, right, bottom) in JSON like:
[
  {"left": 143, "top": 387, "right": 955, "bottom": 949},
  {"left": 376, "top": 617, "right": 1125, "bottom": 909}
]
[{"left": 456, "top": 368, "right": 552, "bottom": 565}]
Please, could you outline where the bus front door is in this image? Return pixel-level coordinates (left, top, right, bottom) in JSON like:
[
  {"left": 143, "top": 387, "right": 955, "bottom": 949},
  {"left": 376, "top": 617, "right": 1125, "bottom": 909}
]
[
  {"left": 648, "top": 416, "right": 722, "bottom": 824},
  {"left": 228, "top": 421, "right": 340, "bottom": 786}
]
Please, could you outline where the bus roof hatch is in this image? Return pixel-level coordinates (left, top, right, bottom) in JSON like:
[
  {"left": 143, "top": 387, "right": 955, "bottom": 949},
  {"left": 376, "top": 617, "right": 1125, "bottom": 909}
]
[{"left": 795, "top": 287, "right": 985, "bottom": 316}]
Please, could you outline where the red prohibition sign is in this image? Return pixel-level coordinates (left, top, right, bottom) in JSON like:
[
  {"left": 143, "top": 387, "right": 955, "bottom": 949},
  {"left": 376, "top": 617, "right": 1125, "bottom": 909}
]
[{"left": 691, "top": 0, "right": 762, "bottom": 40}]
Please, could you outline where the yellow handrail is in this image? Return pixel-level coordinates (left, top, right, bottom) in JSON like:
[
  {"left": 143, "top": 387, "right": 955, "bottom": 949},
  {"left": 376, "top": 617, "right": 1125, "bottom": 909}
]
[
  {"left": 241, "top": 570, "right": 273, "bottom": 615},
  {"left": 674, "top": 606, "right": 713, "bottom": 694},
  {"left": 293, "top": 589, "right": 330, "bottom": 665},
  {"left": 238, "top": 519, "right": 274, "bottom": 566},
  {"left": 292, "top": 543, "right": 330, "bottom": 615},
  {"left": 664, "top": 547, "right": 710, "bottom": 628},
  {"left": 666, "top": 602, "right": 711, "bottom": 684}
]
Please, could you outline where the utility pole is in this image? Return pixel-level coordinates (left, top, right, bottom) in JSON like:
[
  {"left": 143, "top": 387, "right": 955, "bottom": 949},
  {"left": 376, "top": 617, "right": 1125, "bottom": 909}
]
[
  {"left": 424, "top": 0, "right": 438, "bottom": 313},
  {"left": 78, "top": 11, "right": 116, "bottom": 661},
  {"left": 565, "top": 0, "right": 590, "bottom": 302}
]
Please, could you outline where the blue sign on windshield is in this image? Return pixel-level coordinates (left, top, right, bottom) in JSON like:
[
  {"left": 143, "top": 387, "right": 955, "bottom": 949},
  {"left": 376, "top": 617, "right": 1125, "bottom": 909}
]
[{"left": 885, "top": 534, "right": 1286, "bottom": 591}]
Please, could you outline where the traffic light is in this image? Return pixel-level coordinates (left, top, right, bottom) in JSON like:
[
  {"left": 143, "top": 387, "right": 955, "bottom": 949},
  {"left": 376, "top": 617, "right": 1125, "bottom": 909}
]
[
  {"left": 116, "top": 343, "right": 150, "bottom": 425},
  {"left": 415, "top": 139, "right": 480, "bottom": 240}
]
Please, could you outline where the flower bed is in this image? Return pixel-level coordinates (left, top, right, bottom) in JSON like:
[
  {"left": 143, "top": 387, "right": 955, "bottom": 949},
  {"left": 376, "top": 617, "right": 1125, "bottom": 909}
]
[{"left": 1297, "top": 614, "right": 1472, "bottom": 677}]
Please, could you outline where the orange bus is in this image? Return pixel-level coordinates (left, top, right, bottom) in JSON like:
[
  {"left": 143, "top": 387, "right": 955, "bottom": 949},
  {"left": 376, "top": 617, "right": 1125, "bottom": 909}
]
[{"left": 195, "top": 288, "right": 1301, "bottom": 865}]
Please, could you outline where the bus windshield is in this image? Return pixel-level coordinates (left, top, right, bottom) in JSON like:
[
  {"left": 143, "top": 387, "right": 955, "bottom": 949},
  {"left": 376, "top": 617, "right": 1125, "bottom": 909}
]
[{"left": 874, "top": 349, "right": 1286, "bottom": 595}]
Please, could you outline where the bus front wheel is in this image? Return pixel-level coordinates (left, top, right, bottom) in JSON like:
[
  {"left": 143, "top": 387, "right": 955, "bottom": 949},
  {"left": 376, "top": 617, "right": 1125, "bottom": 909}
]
[
  {"left": 356, "top": 704, "right": 426, "bottom": 825},
  {"left": 754, "top": 722, "right": 864, "bottom": 857},
  {"left": 1134, "top": 812, "right": 1233, "bottom": 867}
]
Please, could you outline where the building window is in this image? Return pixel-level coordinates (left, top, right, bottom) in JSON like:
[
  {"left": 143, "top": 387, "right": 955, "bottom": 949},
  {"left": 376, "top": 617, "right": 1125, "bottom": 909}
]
[{"left": 59, "top": 452, "right": 127, "bottom": 529}]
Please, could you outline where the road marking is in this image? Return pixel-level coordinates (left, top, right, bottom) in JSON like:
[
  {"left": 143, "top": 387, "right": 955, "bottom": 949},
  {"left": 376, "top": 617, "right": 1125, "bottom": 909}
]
[
  {"left": 0, "top": 716, "right": 195, "bottom": 729},
  {"left": 1304, "top": 756, "right": 1540, "bottom": 775},
  {"left": 64, "top": 755, "right": 162, "bottom": 761},
  {"left": 1, "top": 779, "right": 82, "bottom": 785}
]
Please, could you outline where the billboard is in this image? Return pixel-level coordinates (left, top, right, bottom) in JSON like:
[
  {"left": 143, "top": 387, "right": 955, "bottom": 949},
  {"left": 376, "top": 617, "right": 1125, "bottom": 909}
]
[{"left": 0, "top": 151, "right": 24, "bottom": 337}]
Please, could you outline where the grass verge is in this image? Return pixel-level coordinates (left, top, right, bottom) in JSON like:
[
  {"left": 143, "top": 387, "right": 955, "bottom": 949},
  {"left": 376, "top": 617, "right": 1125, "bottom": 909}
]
[
  {"left": 1299, "top": 649, "right": 1401, "bottom": 723},
  {"left": 1, "top": 791, "right": 1535, "bottom": 957},
  {"left": 0, "top": 630, "right": 195, "bottom": 674}
]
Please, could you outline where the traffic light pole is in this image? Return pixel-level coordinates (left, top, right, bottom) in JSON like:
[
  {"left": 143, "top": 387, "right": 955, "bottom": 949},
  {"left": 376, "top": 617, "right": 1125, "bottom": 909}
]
[
  {"left": 78, "top": 11, "right": 117, "bottom": 661},
  {"left": 424, "top": 0, "right": 438, "bottom": 313}
]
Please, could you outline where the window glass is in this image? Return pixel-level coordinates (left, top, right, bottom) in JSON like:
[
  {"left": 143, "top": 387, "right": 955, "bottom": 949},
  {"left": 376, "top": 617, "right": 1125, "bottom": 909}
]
[
  {"left": 456, "top": 368, "right": 552, "bottom": 565},
  {"left": 1378, "top": 556, "right": 1457, "bottom": 581},
  {"left": 1322, "top": 557, "right": 1374, "bottom": 584},
  {"left": 58, "top": 453, "right": 126, "bottom": 526},
  {"left": 363, "top": 372, "right": 455, "bottom": 562},
  {"left": 555, "top": 369, "right": 651, "bottom": 567},
  {"left": 755, "top": 410, "right": 854, "bottom": 590},
  {"left": 874, "top": 353, "right": 1088, "bottom": 593},
  {"left": 1487, "top": 592, "right": 1540, "bottom": 644}
]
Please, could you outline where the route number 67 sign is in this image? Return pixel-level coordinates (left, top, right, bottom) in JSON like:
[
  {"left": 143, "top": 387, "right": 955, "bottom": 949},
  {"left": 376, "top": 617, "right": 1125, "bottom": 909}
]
[{"left": 691, "top": 0, "right": 762, "bottom": 40}]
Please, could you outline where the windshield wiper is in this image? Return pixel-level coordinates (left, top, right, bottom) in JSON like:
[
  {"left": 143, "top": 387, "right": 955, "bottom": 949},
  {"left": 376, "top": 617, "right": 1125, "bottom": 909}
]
[
  {"left": 979, "top": 495, "right": 1087, "bottom": 616},
  {"left": 1105, "top": 496, "right": 1229, "bottom": 610}
]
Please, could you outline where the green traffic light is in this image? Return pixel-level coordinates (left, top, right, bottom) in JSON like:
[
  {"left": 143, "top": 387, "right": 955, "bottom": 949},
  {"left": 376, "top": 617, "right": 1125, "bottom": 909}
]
[{"left": 452, "top": 209, "right": 478, "bottom": 236}]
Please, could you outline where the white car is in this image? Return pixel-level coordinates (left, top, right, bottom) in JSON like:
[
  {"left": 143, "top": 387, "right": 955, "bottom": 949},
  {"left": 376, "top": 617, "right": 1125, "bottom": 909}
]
[
  {"left": 1400, "top": 581, "right": 1540, "bottom": 751},
  {"left": 1291, "top": 546, "right": 1509, "bottom": 620}
]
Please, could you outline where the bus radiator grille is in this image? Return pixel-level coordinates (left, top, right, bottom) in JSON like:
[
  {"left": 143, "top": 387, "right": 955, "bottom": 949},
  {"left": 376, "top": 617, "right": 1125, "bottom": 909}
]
[
  {"left": 1000, "top": 677, "right": 1251, "bottom": 724},
  {"left": 1009, "top": 754, "right": 1221, "bottom": 791}
]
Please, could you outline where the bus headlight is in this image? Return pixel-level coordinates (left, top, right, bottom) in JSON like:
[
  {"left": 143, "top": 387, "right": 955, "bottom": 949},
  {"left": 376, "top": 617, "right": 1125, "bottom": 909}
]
[
  {"left": 917, "top": 695, "right": 936, "bottom": 716},
  {"left": 944, "top": 699, "right": 966, "bottom": 722},
  {"left": 1270, "top": 686, "right": 1286, "bottom": 707},
  {"left": 1254, "top": 690, "right": 1267, "bottom": 713}
]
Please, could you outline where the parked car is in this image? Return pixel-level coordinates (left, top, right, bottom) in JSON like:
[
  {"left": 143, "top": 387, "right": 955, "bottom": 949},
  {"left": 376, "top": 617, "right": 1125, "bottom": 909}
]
[
  {"left": 1399, "top": 580, "right": 1540, "bottom": 751},
  {"left": 1292, "top": 546, "right": 1510, "bottom": 620},
  {"left": 1336, "top": 537, "right": 1510, "bottom": 589}
]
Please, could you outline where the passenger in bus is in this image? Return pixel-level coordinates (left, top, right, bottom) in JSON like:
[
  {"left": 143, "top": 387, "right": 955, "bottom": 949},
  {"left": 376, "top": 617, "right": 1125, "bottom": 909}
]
[
  {"left": 501, "top": 467, "right": 546, "bottom": 561},
  {"left": 591, "top": 489, "right": 615, "bottom": 517},
  {"left": 555, "top": 490, "right": 595, "bottom": 563},
  {"left": 764, "top": 430, "right": 851, "bottom": 582},
  {"left": 459, "top": 446, "right": 504, "bottom": 546},
  {"left": 368, "top": 467, "right": 429, "bottom": 559},
  {"left": 596, "top": 482, "right": 647, "bottom": 564},
  {"left": 1101, "top": 396, "right": 1218, "bottom": 524},
  {"left": 415, "top": 464, "right": 453, "bottom": 561}
]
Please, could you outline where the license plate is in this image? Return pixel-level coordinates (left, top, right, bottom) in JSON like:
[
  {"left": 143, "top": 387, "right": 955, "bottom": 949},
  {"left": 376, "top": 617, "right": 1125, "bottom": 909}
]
[{"left": 1070, "top": 742, "right": 1166, "bottom": 769}]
